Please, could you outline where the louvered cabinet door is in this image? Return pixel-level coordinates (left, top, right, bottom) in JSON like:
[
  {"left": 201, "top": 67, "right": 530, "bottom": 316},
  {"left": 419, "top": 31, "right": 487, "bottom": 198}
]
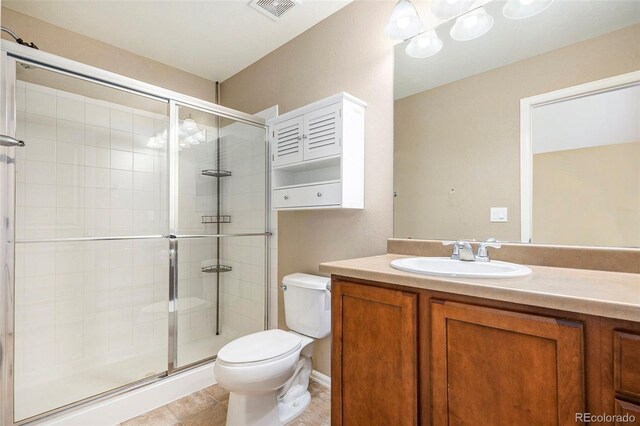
[
  {"left": 303, "top": 103, "right": 342, "bottom": 161},
  {"left": 272, "top": 116, "right": 304, "bottom": 167}
]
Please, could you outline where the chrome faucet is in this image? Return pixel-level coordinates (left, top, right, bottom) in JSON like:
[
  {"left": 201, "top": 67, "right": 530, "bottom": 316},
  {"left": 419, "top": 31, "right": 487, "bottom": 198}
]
[
  {"left": 443, "top": 239, "right": 502, "bottom": 262},
  {"left": 443, "top": 240, "right": 476, "bottom": 261},
  {"left": 475, "top": 238, "right": 502, "bottom": 262}
]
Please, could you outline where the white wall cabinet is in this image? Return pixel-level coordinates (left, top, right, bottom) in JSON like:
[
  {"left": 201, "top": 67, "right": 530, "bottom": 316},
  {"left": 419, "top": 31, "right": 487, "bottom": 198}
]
[{"left": 269, "top": 93, "right": 365, "bottom": 210}]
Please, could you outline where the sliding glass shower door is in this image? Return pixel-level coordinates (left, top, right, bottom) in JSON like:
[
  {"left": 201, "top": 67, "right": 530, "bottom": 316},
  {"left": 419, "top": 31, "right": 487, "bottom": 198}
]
[
  {"left": 11, "top": 63, "right": 171, "bottom": 421},
  {"left": 0, "top": 51, "right": 269, "bottom": 424},
  {"left": 173, "top": 105, "right": 267, "bottom": 368}
]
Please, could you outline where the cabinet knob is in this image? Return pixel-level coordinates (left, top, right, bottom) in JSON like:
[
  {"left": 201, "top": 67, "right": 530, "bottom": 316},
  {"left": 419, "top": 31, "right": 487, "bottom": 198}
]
[
  {"left": 284, "top": 195, "right": 289, "bottom": 200},
  {"left": 302, "top": 134, "right": 307, "bottom": 139},
  {"left": 317, "top": 192, "right": 322, "bottom": 197}
]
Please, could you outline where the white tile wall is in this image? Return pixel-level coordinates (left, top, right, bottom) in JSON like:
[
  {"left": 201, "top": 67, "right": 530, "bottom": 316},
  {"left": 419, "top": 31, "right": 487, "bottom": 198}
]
[{"left": 14, "top": 81, "right": 170, "bottom": 421}]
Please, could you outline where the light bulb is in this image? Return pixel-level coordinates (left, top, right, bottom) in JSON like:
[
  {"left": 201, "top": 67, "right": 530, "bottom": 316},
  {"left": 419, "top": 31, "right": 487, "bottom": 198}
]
[
  {"left": 450, "top": 7, "right": 494, "bottom": 41},
  {"left": 384, "top": 0, "right": 424, "bottom": 40},
  {"left": 182, "top": 117, "right": 198, "bottom": 132},
  {"left": 431, "top": 0, "right": 474, "bottom": 19},
  {"left": 463, "top": 14, "right": 478, "bottom": 28},
  {"left": 396, "top": 16, "right": 411, "bottom": 30},
  {"left": 503, "top": 0, "right": 554, "bottom": 19},
  {"left": 405, "top": 30, "right": 443, "bottom": 58}
]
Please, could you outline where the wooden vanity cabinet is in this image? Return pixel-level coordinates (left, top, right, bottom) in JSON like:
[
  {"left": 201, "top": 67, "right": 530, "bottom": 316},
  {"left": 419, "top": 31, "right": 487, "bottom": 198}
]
[
  {"left": 431, "top": 300, "right": 584, "bottom": 425},
  {"left": 331, "top": 277, "right": 640, "bottom": 426},
  {"left": 331, "top": 280, "right": 418, "bottom": 426}
]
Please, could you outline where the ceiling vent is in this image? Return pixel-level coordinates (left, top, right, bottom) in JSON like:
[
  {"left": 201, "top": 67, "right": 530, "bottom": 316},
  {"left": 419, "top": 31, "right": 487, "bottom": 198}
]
[{"left": 249, "top": 0, "right": 299, "bottom": 21}]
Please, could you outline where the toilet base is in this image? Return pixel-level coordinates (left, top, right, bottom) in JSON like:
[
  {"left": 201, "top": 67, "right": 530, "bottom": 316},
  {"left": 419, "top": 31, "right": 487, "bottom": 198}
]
[
  {"left": 278, "top": 390, "right": 311, "bottom": 424},
  {"left": 226, "top": 392, "right": 280, "bottom": 426}
]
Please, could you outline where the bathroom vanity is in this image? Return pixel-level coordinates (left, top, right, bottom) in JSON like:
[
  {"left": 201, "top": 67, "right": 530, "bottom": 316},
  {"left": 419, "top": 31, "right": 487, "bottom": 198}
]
[{"left": 321, "top": 241, "right": 640, "bottom": 426}]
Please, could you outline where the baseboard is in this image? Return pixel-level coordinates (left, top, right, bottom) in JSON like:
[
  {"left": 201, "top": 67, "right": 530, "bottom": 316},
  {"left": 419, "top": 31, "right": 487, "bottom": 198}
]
[
  {"left": 39, "top": 363, "right": 216, "bottom": 426},
  {"left": 310, "top": 370, "right": 331, "bottom": 388}
]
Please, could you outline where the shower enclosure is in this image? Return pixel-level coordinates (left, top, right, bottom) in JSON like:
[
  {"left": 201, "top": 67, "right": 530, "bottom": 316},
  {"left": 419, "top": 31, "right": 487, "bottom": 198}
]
[{"left": 0, "top": 41, "right": 270, "bottom": 424}]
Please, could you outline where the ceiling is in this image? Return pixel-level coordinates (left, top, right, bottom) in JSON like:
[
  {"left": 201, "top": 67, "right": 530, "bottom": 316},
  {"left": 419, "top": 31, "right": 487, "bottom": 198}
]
[
  {"left": 3, "top": 0, "right": 351, "bottom": 82},
  {"left": 395, "top": 0, "right": 640, "bottom": 99}
]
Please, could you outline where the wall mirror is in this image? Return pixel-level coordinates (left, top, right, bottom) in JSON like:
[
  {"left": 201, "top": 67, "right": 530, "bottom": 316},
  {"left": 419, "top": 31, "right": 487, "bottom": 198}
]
[{"left": 393, "top": 0, "right": 640, "bottom": 247}]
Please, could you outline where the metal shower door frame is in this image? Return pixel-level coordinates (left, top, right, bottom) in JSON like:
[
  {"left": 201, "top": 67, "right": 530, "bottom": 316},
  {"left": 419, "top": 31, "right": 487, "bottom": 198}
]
[{"left": 0, "top": 41, "right": 271, "bottom": 425}]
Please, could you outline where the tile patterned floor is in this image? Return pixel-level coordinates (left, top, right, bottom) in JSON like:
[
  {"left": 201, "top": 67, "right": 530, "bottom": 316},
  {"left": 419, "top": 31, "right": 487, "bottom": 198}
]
[{"left": 121, "top": 380, "right": 330, "bottom": 426}]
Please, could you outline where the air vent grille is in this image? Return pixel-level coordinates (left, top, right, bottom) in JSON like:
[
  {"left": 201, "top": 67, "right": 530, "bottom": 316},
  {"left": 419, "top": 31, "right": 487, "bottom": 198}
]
[{"left": 249, "top": 0, "right": 299, "bottom": 21}]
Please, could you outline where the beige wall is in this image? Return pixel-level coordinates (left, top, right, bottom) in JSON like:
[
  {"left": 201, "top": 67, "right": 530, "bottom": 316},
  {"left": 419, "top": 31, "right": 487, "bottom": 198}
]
[
  {"left": 533, "top": 142, "right": 640, "bottom": 247},
  {"left": 221, "top": 2, "right": 395, "bottom": 376},
  {"left": 394, "top": 24, "right": 640, "bottom": 242},
  {"left": 1, "top": 7, "right": 217, "bottom": 101}
]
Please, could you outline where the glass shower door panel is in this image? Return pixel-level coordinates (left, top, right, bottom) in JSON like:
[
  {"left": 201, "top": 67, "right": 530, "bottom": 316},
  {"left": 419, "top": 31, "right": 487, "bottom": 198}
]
[
  {"left": 12, "top": 64, "right": 170, "bottom": 421},
  {"left": 175, "top": 236, "right": 266, "bottom": 368},
  {"left": 217, "top": 236, "right": 266, "bottom": 342},
  {"left": 175, "top": 105, "right": 267, "bottom": 368},
  {"left": 175, "top": 108, "right": 266, "bottom": 236}
]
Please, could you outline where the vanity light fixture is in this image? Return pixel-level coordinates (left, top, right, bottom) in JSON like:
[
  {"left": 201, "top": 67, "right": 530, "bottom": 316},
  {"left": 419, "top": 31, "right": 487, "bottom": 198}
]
[
  {"left": 384, "top": 0, "right": 423, "bottom": 40},
  {"left": 405, "top": 30, "right": 443, "bottom": 58},
  {"left": 450, "top": 7, "right": 494, "bottom": 41},
  {"left": 430, "top": 0, "right": 475, "bottom": 19},
  {"left": 503, "top": 0, "right": 554, "bottom": 20},
  {"left": 402, "top": 0, "right": 555, "bottom": 60}
]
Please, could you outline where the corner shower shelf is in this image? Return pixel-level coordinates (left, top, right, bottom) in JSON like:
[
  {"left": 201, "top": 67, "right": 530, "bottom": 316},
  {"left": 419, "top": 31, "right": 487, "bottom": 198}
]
[
  {"left": 202, "top": 265, "right": 232, "bottom": 274},
  {"left": 201, "top": 169, "right": 232, "bottom": 178},
  {"left": 201, "top": 215, "right": 231, "bottom": 224}
]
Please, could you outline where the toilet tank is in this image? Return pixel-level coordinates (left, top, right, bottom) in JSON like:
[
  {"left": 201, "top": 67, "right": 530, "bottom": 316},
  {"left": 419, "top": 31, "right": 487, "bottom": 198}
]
[{"left": 283, "top": 273, "right": 331, "bottom": 339}]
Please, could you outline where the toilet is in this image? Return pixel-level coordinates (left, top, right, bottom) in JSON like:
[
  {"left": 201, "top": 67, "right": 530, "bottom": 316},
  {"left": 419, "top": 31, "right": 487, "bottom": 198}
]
[{"left": 214, "top": 273, "right": 331, "bottom": 426}]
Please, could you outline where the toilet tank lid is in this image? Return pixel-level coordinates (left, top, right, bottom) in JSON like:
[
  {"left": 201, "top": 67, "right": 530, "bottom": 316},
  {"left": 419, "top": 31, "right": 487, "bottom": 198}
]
[{"left": 282, "top": 273, "right": 330, "bottom": 290}]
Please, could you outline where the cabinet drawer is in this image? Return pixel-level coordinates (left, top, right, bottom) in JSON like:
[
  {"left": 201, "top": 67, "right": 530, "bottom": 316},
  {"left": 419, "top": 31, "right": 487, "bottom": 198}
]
[
  {"left": 614, "top": 331, "right": 640, "bottom": 399},
  {"left": 273, "top": 183, "right": 341, "bottom": 208},
  {"left": 614, "top": 399, "right": 640, "bottom": 425}
]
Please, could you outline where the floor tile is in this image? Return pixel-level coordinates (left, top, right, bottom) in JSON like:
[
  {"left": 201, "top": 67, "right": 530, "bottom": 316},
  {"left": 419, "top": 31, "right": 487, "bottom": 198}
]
[
  {"left": 121, "top": 380, "right": 330, "bottom": 426},
  {"left": 121, "top": 406, "right": 181, "bottom": 426},
  {"left": 203, "top": 383, "right": 230, "bottom": 405},
  {"left": 167, "top": 389, "right": 218, "bottom": 420},
  {"left": 180, "top": 403, "right": 227, "bottom": 426}
]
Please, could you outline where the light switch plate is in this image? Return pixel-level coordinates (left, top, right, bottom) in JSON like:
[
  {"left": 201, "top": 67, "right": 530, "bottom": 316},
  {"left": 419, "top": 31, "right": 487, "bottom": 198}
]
[{"left": 490, "top": 207, "right": 508, "bottom": 223}]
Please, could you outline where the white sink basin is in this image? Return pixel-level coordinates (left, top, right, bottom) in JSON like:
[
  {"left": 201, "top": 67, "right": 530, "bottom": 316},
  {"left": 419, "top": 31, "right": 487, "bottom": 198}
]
[{"left": 390, "top": 257, "right": 532, "bottom": 278}]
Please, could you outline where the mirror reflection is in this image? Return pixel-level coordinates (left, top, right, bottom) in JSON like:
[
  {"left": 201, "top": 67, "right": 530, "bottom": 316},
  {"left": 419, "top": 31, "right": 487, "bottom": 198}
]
[{"left": 393, "top": 0, "right": 640, "bottom": 247}]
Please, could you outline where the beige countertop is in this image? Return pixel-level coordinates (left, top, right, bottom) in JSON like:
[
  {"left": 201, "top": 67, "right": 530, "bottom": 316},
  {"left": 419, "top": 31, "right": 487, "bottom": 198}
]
[{"left": 319, "top": 254, "right": 640, "bottom": 322}]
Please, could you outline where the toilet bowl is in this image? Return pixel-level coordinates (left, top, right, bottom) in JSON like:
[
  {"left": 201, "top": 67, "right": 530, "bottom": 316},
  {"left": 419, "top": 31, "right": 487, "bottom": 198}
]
[{"left": 214, "top": 273, "right": 331, "bottom": 426}]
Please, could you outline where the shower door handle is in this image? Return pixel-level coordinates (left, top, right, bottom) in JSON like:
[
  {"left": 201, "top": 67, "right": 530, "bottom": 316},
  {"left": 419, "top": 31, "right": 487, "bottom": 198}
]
[{"left": 0, "top": 135, "right": 25, "bottom": 147}]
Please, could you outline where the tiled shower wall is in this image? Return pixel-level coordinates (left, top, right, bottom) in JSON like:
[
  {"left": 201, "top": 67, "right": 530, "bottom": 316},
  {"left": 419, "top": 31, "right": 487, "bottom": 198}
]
[
  {"left": 14, "top": 80, "right": 170, "bottom": 401},
  {"left": 13, "top": 81, "right": 267, "bottom": 406}
]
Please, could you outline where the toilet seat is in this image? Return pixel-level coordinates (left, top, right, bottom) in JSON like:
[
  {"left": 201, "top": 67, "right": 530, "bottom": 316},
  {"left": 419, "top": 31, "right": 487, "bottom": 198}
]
[{"left": 217, "top": 329, "right": 303, "bottom": 366}]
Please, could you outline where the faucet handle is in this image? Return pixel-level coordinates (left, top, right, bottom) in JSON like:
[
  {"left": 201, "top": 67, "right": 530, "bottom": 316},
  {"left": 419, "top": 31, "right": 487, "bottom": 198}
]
[
  {"left": 442, "top": 240, "right": 462, "bottom": 259},
  {"left": 476, "top": 238, "right": 502, "bottom": 261},
  {"left": 443, "top": 240, "right": 473, "bottom": 260}
]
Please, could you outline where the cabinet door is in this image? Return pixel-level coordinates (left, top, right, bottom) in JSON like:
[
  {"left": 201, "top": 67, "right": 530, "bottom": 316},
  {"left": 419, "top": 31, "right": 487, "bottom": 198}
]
[
  {"left": 332, "top": 280, "right": 417, "bottom": 426},
  {"left": 272, "top": 116, "right": 303, "bottom": 167},
  {"left": 431, "top": 301, "right": 584, "bottom": 426},
  {"left": 614, "top": 331, "right": 640, "bottom": 400},
  {"left": 303, "top": 103, "right": 342, "bottom": 160},
  {"left": 615, "top": 399, "right": 640, "bottom": 425}
]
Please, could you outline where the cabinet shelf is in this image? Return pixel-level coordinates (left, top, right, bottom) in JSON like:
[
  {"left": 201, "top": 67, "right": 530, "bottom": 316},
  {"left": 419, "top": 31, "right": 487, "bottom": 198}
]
[
  {"left": 273, "top": 179, "right": 340, "bottom": 191},
  {"left": 201, "top": 169, "right": 232, "bottom": 178}
]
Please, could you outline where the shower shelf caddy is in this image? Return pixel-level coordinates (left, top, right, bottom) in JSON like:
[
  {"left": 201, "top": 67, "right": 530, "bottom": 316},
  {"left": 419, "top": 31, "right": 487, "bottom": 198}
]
[
  {"left": 201, "top": 169, "right": 232, "bottom": 178},
  {"left": 202, "top": 265, "right": 233, "bottom": 273},
  {"left": 201, "top": 215, "right": 231, "bottom": 224}
]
